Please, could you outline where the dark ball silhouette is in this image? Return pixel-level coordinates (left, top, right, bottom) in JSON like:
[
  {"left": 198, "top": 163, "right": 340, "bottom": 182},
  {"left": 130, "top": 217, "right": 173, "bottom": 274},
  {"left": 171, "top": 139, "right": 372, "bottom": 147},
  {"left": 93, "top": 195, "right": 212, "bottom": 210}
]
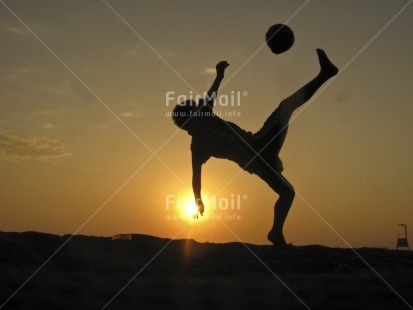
[{"left": 266, "top": 24, "right": 294, "bottom": 54}]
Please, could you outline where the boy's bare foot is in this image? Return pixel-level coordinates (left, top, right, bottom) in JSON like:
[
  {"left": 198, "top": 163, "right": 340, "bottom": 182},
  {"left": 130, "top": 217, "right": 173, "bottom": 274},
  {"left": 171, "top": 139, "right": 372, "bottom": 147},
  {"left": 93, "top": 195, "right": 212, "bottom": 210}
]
[
  {"left": 317, "top": 48, "right": 339, "bottom": 79},
  {"left": 268, "top": 230, "right": 287, "bottom": 246}
]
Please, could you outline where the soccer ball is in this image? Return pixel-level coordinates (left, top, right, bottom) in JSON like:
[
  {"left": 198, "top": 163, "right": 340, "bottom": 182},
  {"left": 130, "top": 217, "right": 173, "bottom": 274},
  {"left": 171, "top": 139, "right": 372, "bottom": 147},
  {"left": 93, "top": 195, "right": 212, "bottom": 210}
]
[{"left": 266, "top": 24, "right": 294, "bottom": 54}]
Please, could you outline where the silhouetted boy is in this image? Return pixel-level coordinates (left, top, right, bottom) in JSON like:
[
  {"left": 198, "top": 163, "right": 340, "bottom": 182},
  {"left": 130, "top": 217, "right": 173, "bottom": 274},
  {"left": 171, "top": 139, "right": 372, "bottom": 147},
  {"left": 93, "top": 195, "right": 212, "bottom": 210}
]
[{"left": 172, "top": 49, "right": 338, "bottom": 245}]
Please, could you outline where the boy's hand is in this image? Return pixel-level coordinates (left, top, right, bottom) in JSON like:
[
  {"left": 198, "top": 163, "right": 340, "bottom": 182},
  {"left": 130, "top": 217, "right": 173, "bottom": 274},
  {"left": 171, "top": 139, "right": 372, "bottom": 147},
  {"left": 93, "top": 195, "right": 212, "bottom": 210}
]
[
  {"left": 216, "top": 61, "right": 229, "bottom": 77},
  {"left": 194, "top": 198, "right": 205, "bottom": 219}
]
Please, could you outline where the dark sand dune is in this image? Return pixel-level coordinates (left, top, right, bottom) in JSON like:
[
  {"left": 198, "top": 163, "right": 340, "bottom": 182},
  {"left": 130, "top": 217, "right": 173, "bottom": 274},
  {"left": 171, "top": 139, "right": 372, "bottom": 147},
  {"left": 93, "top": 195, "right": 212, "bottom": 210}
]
[{"left": 1, "top": 232, "right": 412, "bottom": 309}]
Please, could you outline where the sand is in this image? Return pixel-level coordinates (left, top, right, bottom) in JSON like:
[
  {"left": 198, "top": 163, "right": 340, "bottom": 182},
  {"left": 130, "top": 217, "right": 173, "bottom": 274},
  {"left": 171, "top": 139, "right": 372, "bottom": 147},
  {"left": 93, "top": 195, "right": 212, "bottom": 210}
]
[{"left": 1, "top": 231, "right": 412, "bottom": 309}]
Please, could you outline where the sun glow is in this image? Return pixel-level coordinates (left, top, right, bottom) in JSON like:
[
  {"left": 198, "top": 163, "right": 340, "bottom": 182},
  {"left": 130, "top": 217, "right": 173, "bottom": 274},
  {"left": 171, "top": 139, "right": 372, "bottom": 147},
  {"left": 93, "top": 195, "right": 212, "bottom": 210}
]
[
  {"left": 177, "top": 190, "right": 211, "bottom": 220},
  {"left": 184, "top": 200, "right": 198, "bottom": 218}
]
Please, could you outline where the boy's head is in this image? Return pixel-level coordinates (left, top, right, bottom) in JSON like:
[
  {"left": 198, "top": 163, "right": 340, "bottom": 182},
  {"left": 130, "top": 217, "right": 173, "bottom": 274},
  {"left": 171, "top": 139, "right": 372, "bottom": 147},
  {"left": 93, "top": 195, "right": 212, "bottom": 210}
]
[{"left": 172, "top": 99, "right": 197, "bottom": 130}]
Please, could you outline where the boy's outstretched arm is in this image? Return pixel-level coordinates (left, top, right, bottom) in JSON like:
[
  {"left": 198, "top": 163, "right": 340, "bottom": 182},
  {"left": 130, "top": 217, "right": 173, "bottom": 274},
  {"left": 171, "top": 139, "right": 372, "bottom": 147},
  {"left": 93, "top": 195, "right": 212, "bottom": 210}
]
[
  {"left": 203, "top": 61, "right": 229, "bottom": 108},
  {"left": 192, "top": 154, "right": 204, "bottom": 218}
]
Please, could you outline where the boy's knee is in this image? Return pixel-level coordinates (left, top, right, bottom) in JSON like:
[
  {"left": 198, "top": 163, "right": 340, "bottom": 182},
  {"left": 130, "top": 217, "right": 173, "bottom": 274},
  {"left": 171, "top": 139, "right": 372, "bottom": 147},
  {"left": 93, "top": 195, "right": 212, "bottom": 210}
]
[
  {"left": 278, "top": 99, "right": 294, "bottom": 116},
  {"left": 281, "top": 186, "right": 295, "bottom": 201},
  {"left": 267, "top": 177, "right": 295, "bottom": 201},
  {"left": 279, "top": 99, "right": 290, "bottom": 110}
]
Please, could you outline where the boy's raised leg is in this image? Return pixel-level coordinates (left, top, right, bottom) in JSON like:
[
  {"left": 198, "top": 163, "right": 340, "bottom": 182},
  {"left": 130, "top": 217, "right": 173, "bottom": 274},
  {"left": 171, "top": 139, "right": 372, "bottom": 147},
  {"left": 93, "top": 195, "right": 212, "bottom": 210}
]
[{"left": 255, "top": 49, "right": 338, "bottom": 245}]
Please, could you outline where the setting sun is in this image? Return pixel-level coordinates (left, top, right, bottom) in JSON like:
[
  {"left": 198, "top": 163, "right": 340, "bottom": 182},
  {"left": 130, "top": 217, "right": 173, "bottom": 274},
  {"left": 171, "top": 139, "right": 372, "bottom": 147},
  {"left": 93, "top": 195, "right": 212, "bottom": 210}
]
[
  {"left": 176, "top": 191, "right": 211, "bottom": 219},
  {"left": 184, "top": 200, "right": 198, "bottom": 218}
]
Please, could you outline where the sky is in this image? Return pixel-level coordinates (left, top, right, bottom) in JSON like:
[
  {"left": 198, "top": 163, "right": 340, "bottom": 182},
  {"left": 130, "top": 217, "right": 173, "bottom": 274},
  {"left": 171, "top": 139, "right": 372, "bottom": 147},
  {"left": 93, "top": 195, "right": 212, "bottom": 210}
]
[{"left": 0, "top": 0, "right": 412, "bottom": 248}]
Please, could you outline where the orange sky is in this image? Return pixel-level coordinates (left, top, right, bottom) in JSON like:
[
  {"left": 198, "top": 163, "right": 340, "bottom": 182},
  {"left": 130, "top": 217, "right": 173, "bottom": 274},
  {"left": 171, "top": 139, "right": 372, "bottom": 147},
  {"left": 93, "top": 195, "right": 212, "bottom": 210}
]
[{"left": 1, "top": 0, "right": 413, "bottom": 248}]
